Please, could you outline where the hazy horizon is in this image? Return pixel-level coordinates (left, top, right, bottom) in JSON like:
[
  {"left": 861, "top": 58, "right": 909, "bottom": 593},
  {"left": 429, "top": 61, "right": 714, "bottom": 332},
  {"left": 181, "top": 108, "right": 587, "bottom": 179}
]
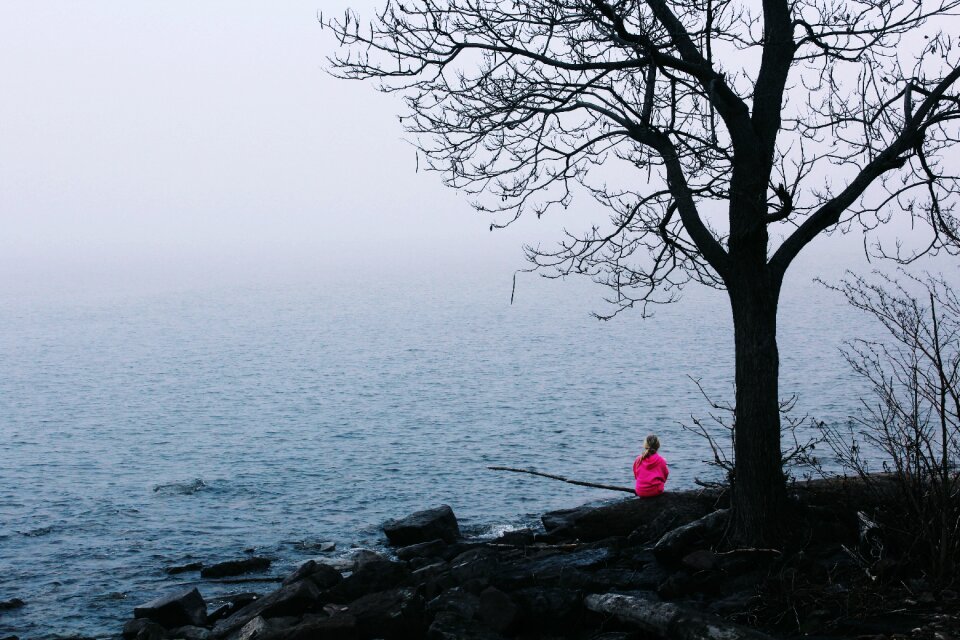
[{"left": 0, "top": 1, "right": 943, "bottom": 300}]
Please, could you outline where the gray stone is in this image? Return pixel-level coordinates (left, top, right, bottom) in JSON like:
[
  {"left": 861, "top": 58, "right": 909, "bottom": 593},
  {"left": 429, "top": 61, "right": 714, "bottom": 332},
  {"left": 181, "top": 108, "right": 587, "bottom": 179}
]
[
  {"left": 281, "top": 560, "right": 342, "bottom": 589},
  {"left": 653, "top": 509, "right": 729, "bottom": 563},
  {"left": 134, "top": 588, "right": 207, "bottom": 628},
  {"left": 383, "top": 505, "right": 460, "bottom": 546},
  {"left": 123, "top": 619, "right": 152, "bottom": 639},
  {"left": 236, "top": 617, "right": 269, "bottom": 640},
  {"left": 347, "top": 587, "right": 425, "bottom": 638},
  {"left": 542, "top": 491, "right": 718, "bottom": 542},
  {"left": 494, "top": 547, "right": 613, "bottom": 589},
  {"left": 211, "top": 580, "right": 321, "bottom": 638},
  {"left": 395, "top": 539, "right": 448, "bottom": 561},
  {"left": 258, "top": 615, "right": 358, "bottom": 640},
  {"left": 324, "top": 559, "right": 410, "bottom": 604},
  {"left": 167, "top": 626, "right": 209, "bottom": 640}
]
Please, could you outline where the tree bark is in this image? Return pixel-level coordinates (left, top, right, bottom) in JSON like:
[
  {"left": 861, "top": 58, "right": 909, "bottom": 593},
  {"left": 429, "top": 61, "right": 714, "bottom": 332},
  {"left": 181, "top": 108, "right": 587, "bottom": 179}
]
[{"left": 727, "top": 269, "right": 787, "bottom": 546}]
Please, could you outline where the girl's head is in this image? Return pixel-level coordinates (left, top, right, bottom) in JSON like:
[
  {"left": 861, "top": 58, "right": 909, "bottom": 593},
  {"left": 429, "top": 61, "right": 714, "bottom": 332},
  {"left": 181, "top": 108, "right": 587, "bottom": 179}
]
[{"left": 641, "top": 434, "right": 660, "bottom": 460}]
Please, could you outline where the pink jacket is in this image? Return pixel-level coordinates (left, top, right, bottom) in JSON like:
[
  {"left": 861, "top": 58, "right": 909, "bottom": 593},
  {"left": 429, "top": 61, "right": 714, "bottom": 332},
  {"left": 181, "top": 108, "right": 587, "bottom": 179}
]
[{"left": 633, "top": 452, "right": 669, "bottom": 497}]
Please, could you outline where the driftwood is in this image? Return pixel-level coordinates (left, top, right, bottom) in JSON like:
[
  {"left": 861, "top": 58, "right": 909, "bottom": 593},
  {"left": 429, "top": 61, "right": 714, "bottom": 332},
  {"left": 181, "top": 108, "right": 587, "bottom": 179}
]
[
  {"left": 584, "top": 593, "right": 774, "bottom": 640},
  {"left": 487, "top": 466, "right": 635, "bottom": 494}
]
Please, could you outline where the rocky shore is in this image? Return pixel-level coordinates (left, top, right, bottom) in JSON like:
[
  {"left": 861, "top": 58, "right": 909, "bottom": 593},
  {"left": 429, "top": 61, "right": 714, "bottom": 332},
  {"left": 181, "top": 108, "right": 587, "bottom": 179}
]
[{"left": 7, "top": 478, "right": 957, "bottom": 640}]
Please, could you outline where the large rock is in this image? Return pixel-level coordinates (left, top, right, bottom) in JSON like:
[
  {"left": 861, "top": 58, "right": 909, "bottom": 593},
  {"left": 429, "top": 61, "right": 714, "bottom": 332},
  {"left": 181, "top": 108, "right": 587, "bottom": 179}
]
[
  {"left": 134, "top": 588, "right": 207, "bottom": 628},
  {"left": 493, "top": 547, "right": 614, "bottom": 589},
  {"left": 211, "top": 580, "right": 321, "bottom": 638},
  {"left": 236, "top": 617, "right": 269, "bottom": 640},
  {"left": 411, "top": 561, "right": 455, "bottom": 600},
  {"left": 347, "top": 587, "right": 425, "bottom": 638},
  {"left": 258, "top": 615, "right": 358, "bottom": 640},
  {"left": 167, "top": 626, "right": 209, "bottom": 640},
  {"left": 585, "top": 592, "right": 775, "bottom": 640},
  {"left": 653, "top": 509, "right": 729, "bottom": 563},
  {"left": 281, "top": 560, "right": 342, "bottom": 589},
  {"left": 395, "top": 539, "right": 449, "bottom": 562},
  {"left": 383, "top": 505, "right": 460, "bottom": 545},
  {"left": 324, "top": 559, "right": 411, "bottom": 604},
  {"left": 201, "top": 557, "right": 272, "bottom": 579},
  {"left": 542, "top": 491, "right": 717, "bottom": 542}
]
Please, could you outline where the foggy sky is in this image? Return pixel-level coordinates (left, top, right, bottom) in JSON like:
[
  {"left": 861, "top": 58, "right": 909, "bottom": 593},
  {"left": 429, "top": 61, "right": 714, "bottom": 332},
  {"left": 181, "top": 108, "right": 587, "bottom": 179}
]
[
  {"left": 0, "top": 2, "right": 932, "bottom": 296},
  {"left": 0, "top": 1, "right": 540, "bottom": 293}
]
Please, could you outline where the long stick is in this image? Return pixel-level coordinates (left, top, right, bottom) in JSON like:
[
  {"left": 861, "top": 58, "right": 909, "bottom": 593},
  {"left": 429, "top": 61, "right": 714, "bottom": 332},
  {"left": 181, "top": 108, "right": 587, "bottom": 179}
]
[{"left": 488, "top": 466, "right": 635, "bottom": 494}]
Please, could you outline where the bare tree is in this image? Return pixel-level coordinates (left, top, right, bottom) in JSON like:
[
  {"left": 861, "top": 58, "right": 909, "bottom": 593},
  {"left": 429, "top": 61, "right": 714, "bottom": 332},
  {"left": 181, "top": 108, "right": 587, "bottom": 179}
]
[
  {"left": 325, "top": 0, "right": 960, "bottom": 545},
  {"left": 822, "top": 271, "right": 960, "bottom": 581}
]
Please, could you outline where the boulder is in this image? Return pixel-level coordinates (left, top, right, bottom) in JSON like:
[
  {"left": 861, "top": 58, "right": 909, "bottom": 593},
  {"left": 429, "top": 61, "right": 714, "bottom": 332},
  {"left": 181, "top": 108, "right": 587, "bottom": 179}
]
[
  {"left": 122, "top": 619, "right": 153, "bottom": 639},
  {"left": 236, "top": 617, "right": 269, "bottom": 640},
  {"left": 166, "top": 626, "right": 209, "bottom": 640},
  {"left": 542, "top": 491, "right": 717, "bottom": 542},
  {"left": 134, "top": 588, "right": 207, "bottom": 628},
  {"left": 478, "top": 587, "right": 518, "bottom": 633},
  {"left": 492, "top": 529, "right": 535, "bottom": 546},
  {"left": 211, "top": 580, "right": 321, "bottom": 638},
  {"left": 201, "top": 557, "right": 272, "bottom": 579},
  {"left": 258, "top": 615, "right": 358, "bottom": 640},
  {"left": 281, "top": 560, "right": 342, "bottom": 589},
  {"left": 653, "top": 509, "right": 729, "bottom": 563},
  {"left": 411, "top": 561, "right": 455, "bottom": 600},
  {"left": 347, "top": 587, "right": 425, "bottom": 638},
  {"left": 324, "top": 559, "right": 411, "bottom": 604},
  {"left": 448, "top": 547, "right": 506, "bottom": 588},
  {"left": 206, "top": 594, "right": 259, "bottom": 626},
  {"left": 135, "top": 621, "right": 167, "bottom": 640},
  {"left": 395, "top": 539, "right": 449, "bottom": 562},
  {"left": 493, "top": 547, "right": 614, "bottom": 589},
  {"left": 383, "top": 505, "right": 460, "bottom": 545},
  {"left": 585, "top": 593, "right": 775, "bottom": 640}
]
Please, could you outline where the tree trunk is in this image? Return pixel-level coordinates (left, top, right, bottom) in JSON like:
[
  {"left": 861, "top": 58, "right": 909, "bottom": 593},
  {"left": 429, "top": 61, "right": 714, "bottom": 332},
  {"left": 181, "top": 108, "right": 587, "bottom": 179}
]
[{"left": 727, "top": 274, "right": 787, "bottom": 546}]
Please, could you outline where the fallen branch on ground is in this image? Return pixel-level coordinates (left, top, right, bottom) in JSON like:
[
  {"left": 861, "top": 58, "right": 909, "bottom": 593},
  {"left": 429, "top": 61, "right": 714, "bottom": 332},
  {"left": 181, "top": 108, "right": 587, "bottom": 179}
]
[{"left": 487, "top": 466, "right": 635, "bottom": 494}]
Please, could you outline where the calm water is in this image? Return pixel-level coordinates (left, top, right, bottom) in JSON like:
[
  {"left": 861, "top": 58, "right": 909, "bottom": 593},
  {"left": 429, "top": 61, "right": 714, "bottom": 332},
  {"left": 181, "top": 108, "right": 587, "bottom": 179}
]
[{"left": 0, "top": 268, "right": 872, "bottom": 638}]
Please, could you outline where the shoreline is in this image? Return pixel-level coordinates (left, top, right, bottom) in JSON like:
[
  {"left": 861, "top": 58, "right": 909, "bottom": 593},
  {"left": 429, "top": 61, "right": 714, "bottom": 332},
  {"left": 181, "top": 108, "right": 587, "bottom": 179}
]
[{"left": 6, "top": 477, "right": 958, "bottom": 640}]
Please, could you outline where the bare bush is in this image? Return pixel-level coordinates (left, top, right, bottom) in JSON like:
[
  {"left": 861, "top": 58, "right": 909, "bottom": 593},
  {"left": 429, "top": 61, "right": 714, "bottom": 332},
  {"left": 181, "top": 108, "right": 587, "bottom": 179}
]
[
  {"left": 822, "top": 271, "right": 960, "bottom": 581},
  {"left": 681, "top": 377, "right": 822, "bottom": 491}
]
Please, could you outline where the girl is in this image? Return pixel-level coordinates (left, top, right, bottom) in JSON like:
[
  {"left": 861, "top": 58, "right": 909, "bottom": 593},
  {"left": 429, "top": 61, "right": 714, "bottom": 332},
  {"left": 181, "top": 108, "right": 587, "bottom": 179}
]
[{"left": 633, "top": 434, "right": 669, "bottom": 497}]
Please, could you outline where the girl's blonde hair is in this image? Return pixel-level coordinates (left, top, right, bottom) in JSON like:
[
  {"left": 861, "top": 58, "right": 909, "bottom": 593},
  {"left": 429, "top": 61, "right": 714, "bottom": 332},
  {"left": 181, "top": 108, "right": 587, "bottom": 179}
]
[{"left": 640, "top": 434, "right": 660, "bottom": 461}]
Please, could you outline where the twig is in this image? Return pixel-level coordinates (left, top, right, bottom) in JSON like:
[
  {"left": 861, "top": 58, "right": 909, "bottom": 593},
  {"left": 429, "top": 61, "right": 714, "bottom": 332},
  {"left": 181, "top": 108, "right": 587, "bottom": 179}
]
[{"left": 488, "top": 466, "right": 635, "bottom": 493}]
